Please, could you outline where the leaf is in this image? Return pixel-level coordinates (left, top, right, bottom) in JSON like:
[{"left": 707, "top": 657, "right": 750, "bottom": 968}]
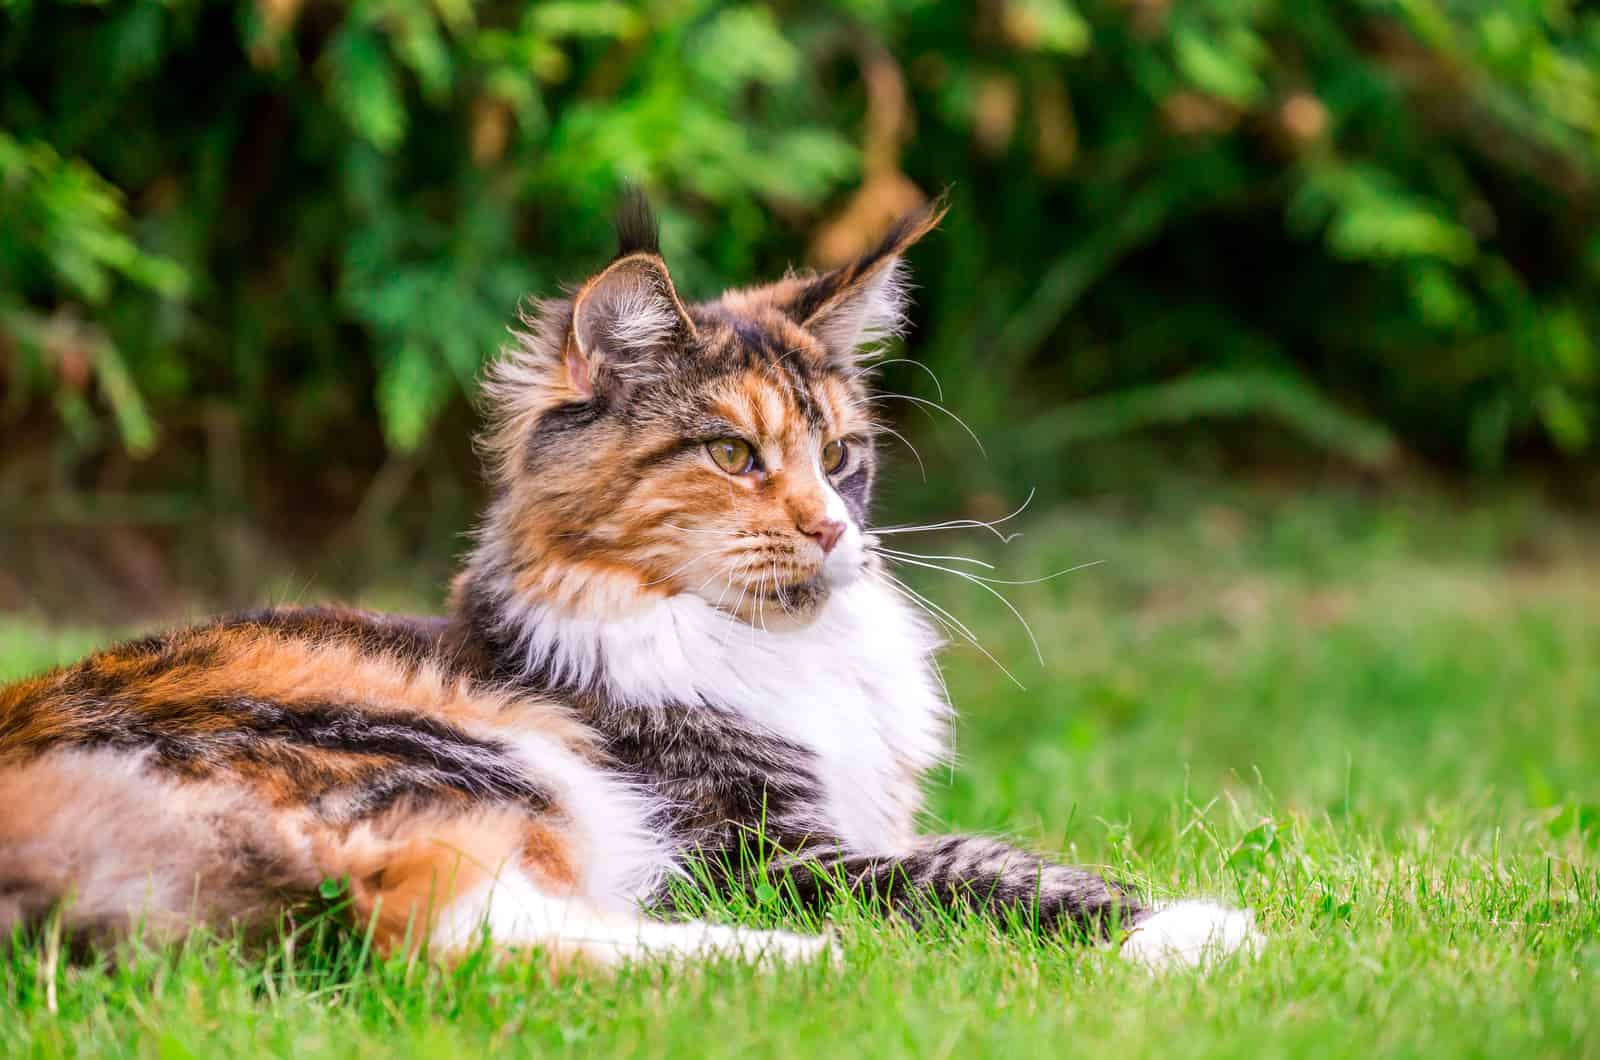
[
  {"left": 1292, "top": 165, "right": 1478, "bottom": 264},
  {"left": 1007, "top": 0, "right": 1091, "bottom": 56},
  {"left": 690, "top": 7, "right": 804, "bottom": 96},
  {"left": 1329, "top": 206, "right": 1476, "bottom": 264},
  {"left": 1408, "top": 265, "right": 1478, "bottom": 331},
  {"left": 392, "top": 12, "right": 455, "bottom": 102},
  {"left": 1544, "top": 307, "right": 1594, "bottom": 383},
  {"left": 1315, "top": 891, "right": 1354, "bottom": 923},
  {"left": 1535, "top": 386, "right": 1589, "bottom": 451},
  {"left": 530, "top": 2, "right": 643, "bottom": 40},
  {"left": 376, "top": 343, "right": 452, "bottom": 452},
  {"left": 1226, "top": 820, "right": 1280, "bottom": 875},
  {"left": 91, "top": 337, "right": 159, "bottom": 457},
  {"left": 1173, "top": 26, "right": 1265, "bottom": 105},
  {"left": 325, "top": 28, "right": 408, "bottom": 152}
]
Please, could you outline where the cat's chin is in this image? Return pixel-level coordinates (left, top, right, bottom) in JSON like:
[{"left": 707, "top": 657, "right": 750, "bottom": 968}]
[{"left": 697, "top": 571, "right": 851, "bottom": 629}]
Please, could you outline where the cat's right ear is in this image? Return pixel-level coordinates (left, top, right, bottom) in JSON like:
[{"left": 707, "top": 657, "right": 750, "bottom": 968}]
[
  {"left": 781, "top": 194, "right": 948, "bottom": 368},
  {"left": 564, "top": 194, "right": 696, "bottom": 399}
]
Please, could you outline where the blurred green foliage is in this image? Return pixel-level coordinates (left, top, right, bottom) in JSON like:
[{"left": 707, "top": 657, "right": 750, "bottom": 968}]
[{"left": 2, "top": 0, "right": 1599, "bottom": 519}]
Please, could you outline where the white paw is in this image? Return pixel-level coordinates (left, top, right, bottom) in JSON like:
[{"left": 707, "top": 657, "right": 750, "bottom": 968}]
[
  {"left": 723, "top": 926, "right": 840, "bottom": 968},
  {"left": 1120, "top": 900, "right": 1261, "bottom": 970},
  {"left": 657, "top": 922, "right": 839, "bottom": 968}
]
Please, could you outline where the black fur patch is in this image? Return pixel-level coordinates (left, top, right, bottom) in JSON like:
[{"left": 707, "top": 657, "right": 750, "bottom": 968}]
[{"left": 833, "top": 461, "right": 873, "bottom": 524}]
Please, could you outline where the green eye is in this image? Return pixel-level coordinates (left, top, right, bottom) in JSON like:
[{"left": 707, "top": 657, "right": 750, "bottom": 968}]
[
  {"left": 821, "top": 438, "right": 848, "bottom": 474},
  {"left": 707, "top": 438, "right": 755, "bottom": 474}
]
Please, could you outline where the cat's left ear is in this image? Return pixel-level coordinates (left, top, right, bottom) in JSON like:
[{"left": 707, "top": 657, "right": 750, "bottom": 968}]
[
  {"left": 565, "top": 190, "right": 697, "bottom": 400},
  {"left": 784, "top": 195, "right": 948, "bottom": 365}
]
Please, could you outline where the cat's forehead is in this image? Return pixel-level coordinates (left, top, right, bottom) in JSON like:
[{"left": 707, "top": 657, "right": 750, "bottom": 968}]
[
  {"left": 701, "top": 367, "right": 867, "bottom": 444},
  {"left": 673, "top": 303, "right": 870, "bottom": 439},
  {"left": 690, "top": 298, "right": 824, "bottom": 373}
]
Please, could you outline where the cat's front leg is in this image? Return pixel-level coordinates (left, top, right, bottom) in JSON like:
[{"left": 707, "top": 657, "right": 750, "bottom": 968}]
[
  {"left": 776, "top": 834, "right": 1257, "bottom": 966},
  {"left": 780, "top": 834, "right": 1139, "bottom": 935}
]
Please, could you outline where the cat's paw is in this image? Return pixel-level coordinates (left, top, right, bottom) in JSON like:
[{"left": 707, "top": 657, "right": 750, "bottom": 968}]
[
  {"left": 1120, "top": 900, "right": 1262, "bottom": 970},
  {"left": 747, "top": 927, "right": 840, "bottom": 968},
  {"left": 686, "top": 923, "right": 840, "bottom": 969}
]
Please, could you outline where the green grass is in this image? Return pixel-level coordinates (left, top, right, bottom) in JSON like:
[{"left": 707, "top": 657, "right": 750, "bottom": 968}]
[{"left": 3, "top": 483, "right": 1597, "bottom": 1058}]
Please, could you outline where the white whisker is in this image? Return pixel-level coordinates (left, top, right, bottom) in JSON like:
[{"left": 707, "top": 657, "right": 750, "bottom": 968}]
[
  {"left": 877, "top": 572, "right": 975, "bottom": 645},
  {"left": 874, "top": 552, "right": 1103, "bottom": 586},
  {"left": 872, "top": 546, "right": 995, "bottom": 570},
  {"left": 871, "top": 422, "right": 928, "bottom": 482},
  {"left": 752, "top": 567, "right": 771, "bottom": 642},
  {"left": 867, "top": 391, "right": 987, "bottom": 458},
  {"left": 873, "top": 570, "right": 1025, "bottom": 690},
  {"left": 639, "top": 551, "right": 715, "bottom": 588},
  {"left": 869, "top": 489, "right": 1035, "bottom": 542},
  {"left": 722, "top": 575, "right": 752, "bottom": 643},
  {"left": 851, "top": 358, "right": 946, "bottom": 403},
  {"left": 880, "top": 555, "right": 1045, "bottom": 666}
]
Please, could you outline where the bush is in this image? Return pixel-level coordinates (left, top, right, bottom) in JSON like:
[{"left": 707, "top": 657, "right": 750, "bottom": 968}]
[{"left": 2, "top": 0, "right": 1597, "bottom": 523}]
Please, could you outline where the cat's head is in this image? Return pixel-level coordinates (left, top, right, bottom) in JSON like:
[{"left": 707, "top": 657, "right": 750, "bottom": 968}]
[{"left": 475, "top": 192, "right": 944, "bottom": 627}]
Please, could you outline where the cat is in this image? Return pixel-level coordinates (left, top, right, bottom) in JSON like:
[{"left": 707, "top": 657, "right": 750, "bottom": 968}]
[{"left": 0, "top": 193, "right": 1256, "bottom": 969}]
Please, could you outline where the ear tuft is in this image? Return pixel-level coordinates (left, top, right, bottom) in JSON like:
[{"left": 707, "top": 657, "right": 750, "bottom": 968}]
[
  {"left": 614, "top": 185, "right": 661, "bottom": 258},
  {"left": 788, "top": 194, "right": 948, "bottom": 364}
]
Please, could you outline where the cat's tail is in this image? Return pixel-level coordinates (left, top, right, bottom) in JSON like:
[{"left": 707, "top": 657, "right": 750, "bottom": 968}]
[{"left": 0, "top": 750, "right": 319, "bottom": 948}]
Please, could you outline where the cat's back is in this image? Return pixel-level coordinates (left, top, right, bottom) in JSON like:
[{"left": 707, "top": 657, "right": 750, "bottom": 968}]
[{"left": 0, "top": 606, "right": 587, "bottom": 819}]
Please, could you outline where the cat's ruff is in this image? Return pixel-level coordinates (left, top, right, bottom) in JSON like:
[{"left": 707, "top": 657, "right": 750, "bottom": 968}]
[{"left": 493, "top": 568, "right": 949, "bottom": 855}]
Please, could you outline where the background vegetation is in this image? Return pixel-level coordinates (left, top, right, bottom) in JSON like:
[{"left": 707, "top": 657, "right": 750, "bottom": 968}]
[{"left": 4, "top": 0, "right": 1600, "bottom": 610}]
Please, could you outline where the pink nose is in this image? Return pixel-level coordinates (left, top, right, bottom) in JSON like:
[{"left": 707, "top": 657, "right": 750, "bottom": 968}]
[{"left": 801, "top": 517, "right": 846, "bottom": 555}]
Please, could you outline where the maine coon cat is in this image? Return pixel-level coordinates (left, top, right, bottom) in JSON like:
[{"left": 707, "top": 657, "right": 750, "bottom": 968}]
[{"left": 0, "top": 195, "right": 1255, "bottom": 968}]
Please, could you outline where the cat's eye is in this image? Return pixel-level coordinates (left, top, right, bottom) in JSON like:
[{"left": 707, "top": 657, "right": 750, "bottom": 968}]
[
  {"left": 821, "top": 438, "right": 848, "bottom": 474},
  {"left": 707, "top": 438, "right": 756, "bottom": 475}
]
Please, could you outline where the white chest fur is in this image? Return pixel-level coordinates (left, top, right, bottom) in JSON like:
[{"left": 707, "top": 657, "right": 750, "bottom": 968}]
[{"left": 505, "top": 578, "right": 951, "bottom": 853}]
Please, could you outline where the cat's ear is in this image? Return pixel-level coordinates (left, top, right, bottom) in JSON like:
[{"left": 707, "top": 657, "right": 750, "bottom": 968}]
[
  {"left": 564, "top": 193, "right": 696, "bottom": 399},
  {"left": 785, "top": 195, "right": 948, "bottom": 364}
]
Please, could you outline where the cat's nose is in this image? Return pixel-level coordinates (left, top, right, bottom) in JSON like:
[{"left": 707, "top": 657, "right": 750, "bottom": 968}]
[{"left": 799, "top": 516, "right": 846, "bottom": 554}]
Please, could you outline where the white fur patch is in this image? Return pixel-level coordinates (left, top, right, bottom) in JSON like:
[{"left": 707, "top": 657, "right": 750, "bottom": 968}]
[
  {"left": 492, "top": 725, "right": 676, "bottom": 908},
  {"left": 1120, "top": 900, "right": 1262, "bottom": 969},
  {"left": 819, "top": 462, "right": 867, "bottom": 584},
  {"left": 498, "top": 574, "right": 949, "bottom": 853},
  {"left": 434, "top": 869, "right": 833, "bottom": 966}
]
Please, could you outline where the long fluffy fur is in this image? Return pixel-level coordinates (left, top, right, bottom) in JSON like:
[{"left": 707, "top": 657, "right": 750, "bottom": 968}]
[
  {"left": 0, "top": 750, "right": 319, "bottom": 946},
  {"left": 0, "top": 195, "right": 1257, "bottom": 969}
]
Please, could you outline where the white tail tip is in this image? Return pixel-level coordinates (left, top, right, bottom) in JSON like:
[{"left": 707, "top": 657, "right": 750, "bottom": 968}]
[{"left": 1120, "top": 900, "right": 1262, "bottom": 970}]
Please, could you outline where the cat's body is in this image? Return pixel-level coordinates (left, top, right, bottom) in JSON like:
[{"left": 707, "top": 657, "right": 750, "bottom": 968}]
[{"left": 0, "top": 196, "right": 1255, "bottom": 968}]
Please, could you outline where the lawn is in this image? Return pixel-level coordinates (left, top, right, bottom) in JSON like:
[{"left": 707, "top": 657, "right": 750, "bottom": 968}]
[{"left": 2, "top": 481, "right": 1597, "bottom": 1058}]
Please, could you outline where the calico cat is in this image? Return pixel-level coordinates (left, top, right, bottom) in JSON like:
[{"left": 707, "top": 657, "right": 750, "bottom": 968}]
[{"left": 0, "top": 195, "right": 1256, "bottom": 968}]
